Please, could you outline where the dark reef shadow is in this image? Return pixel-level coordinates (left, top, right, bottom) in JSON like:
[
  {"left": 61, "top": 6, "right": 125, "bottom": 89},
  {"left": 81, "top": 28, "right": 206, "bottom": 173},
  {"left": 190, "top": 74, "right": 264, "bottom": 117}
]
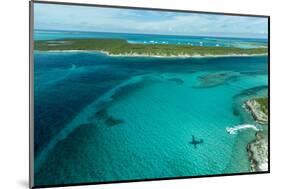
[
  {"left": 105, "top": 116, "right": 125, "bottom": 127},
  {"left": 166, "top": 78, "right": 185, "bottom": 85},
  {"left": 193, "top": 71, "right": 240, "bottom": 89}
]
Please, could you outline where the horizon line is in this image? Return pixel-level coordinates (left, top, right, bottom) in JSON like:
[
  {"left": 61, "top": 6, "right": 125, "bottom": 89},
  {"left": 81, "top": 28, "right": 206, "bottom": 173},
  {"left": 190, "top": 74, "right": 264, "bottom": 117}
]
[{"left": 34, "top": 28, "right": 269, "bottom": 40}]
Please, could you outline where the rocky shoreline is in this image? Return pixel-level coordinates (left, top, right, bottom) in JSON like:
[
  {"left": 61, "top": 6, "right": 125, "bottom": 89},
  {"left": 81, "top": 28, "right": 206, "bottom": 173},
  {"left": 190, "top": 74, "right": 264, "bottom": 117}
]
[
  {"left": 245, "top": 99, "right": 268, "bottom": 125},
  {"left": 244, "top": 98, "right": 268, "bottom": 172},
  {"left": 247, "top": 133, "right": 268, "bottom": 172}
]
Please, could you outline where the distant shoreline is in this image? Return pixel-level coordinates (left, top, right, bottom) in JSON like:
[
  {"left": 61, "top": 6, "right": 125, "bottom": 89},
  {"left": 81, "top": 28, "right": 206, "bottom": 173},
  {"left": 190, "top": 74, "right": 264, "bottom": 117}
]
[
  {"left": 35, "top": 49, "right": 268, "bottom": 58},
  {"left": 35, "top": 29, "right": 269, "bottom": 41},
  {"left": 34, "top": 38, "right": 268, "bottom": 58}
]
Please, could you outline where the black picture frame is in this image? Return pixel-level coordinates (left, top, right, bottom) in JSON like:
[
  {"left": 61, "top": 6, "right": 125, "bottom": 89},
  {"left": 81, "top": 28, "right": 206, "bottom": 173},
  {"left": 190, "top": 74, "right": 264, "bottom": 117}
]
[{"left": 29, "top": 1, "right": 270, "bottom": 188}]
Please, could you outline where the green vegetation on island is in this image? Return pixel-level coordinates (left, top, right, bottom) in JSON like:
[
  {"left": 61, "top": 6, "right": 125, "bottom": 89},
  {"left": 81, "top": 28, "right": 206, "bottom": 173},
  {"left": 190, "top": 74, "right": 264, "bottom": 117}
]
[
  {"left": 245, "top": 97, "right": 268, "bottom": 124},
  {"left": 34, "top": 38, "right": 268, "bottom": 57},
  {"left": 254, "top": 97, "right": 268, "bottom": 115}
]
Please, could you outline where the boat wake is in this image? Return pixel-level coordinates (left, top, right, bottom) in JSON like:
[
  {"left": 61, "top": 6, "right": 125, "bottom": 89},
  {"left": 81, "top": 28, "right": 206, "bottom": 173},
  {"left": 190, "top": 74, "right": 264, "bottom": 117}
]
[{"left": 226, "top": 124, "right": 262, "bottom": 135}]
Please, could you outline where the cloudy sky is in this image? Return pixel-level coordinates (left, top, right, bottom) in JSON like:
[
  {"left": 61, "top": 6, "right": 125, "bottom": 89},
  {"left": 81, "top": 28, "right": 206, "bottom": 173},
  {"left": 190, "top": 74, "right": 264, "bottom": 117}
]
[{"left": 34, "top": 3, "right": 268, "bottom": 38}]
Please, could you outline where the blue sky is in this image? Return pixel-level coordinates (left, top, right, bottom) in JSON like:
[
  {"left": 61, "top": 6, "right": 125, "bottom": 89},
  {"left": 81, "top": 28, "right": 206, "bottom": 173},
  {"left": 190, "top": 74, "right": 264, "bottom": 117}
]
[{"left": 34, "top": 3, "right": 268, "bottom": 38}]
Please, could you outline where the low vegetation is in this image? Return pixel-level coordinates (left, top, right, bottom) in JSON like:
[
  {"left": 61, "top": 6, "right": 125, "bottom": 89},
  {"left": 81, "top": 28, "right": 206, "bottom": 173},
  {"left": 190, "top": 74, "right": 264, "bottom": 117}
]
[
  {"left": 34, "top": 38, "right": 268, "bottom": 56},
  {"left": 254, "top": 97, "right": 268, "bottom": 114}
]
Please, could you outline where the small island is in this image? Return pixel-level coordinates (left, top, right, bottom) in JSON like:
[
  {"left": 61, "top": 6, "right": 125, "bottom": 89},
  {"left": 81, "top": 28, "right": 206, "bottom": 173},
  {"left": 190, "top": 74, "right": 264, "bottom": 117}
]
[{"left": 34, "top": 38, "right": 268, "bottom": 57}]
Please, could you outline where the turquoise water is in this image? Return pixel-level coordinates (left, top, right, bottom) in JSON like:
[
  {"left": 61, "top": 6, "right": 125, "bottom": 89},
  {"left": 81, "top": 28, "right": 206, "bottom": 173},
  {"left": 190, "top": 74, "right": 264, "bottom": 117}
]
[
  {"left": 34, "top": 30, "right": 268, "bottom": 48},
  {"left": 34, "top": 49, "right": 268, "bottom": 186},
  {"left": 33, "top": 30, "right": 269, "bottom": 186}
]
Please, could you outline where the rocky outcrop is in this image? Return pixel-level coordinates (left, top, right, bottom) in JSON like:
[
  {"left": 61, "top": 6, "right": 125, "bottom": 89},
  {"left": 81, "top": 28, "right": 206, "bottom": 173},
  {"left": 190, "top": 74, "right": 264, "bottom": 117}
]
[
  {"left": 247, "top": 133, "right": 268, "bottom": 172},
  {"left": 245, "top": 99, "right": 268, "bottom": 124}
]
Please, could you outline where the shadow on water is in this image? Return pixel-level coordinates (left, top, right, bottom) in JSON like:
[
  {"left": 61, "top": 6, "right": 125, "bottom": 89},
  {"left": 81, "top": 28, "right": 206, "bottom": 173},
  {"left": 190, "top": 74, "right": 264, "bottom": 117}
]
[{"left": 189, "top": 135, "right": 204, "bottom": 149}]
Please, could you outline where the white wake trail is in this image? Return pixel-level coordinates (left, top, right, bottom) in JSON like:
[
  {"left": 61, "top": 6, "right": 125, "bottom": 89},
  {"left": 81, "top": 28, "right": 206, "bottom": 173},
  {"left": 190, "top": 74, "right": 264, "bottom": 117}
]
[{"left": 226, "top": 124, "right": 262, "bottom": 135}]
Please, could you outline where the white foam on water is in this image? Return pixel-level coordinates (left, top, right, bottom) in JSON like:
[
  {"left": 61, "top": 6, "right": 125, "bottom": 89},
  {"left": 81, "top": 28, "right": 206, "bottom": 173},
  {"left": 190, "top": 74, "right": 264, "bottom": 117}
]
[{"left": 226, "top": 124, "right": 262, "bottom": 135}]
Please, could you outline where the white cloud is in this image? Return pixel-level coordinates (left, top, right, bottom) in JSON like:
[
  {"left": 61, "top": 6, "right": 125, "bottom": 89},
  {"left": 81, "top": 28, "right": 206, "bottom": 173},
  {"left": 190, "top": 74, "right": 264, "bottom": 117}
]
[{"left": 34, "top": 3, "right": 268, "bottom": 38}]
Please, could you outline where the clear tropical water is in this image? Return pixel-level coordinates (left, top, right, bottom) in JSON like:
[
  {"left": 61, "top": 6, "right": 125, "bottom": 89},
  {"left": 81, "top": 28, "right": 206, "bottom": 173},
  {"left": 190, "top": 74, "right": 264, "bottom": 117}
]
[
  {"left": 33, "top": 31, "right": 268, "bottom": 186},
  {"left": 35, "top": 30, "right": 268, "bottom": 48}
]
